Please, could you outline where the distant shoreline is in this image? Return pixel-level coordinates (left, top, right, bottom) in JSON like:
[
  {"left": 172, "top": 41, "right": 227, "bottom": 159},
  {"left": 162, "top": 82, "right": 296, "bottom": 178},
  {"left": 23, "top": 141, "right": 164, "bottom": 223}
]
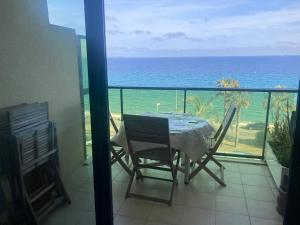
[{"left": 107, "top": 55, "right": 300, "bottom": 59}]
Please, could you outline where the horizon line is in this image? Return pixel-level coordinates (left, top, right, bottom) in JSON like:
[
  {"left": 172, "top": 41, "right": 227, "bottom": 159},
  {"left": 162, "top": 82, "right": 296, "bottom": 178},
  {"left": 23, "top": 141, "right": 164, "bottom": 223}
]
[{"left": 106, "top": 54, "right": 300, "bottom": 59}]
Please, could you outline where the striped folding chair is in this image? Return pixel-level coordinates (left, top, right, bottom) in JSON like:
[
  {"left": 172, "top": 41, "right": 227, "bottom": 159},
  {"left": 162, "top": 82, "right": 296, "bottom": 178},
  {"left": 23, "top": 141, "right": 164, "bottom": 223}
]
[
  {"left": 189, "top": 104, "right": 237, "bottom": 186},
  {"left": 110, "top": 113, "right": 131, "bottom": 175}
]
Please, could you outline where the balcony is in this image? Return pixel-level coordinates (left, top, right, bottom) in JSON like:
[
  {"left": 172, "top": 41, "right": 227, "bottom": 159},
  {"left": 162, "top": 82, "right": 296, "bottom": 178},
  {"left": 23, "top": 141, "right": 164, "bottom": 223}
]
[
  {"left": 43, "top": 158, "right": 282, "bottom": 225},
  {"left": 42, "top": 86, "right": 294, "bottom": 225},
  {"left": 72, "top": 37, "right": 296, "bottom": 225}
]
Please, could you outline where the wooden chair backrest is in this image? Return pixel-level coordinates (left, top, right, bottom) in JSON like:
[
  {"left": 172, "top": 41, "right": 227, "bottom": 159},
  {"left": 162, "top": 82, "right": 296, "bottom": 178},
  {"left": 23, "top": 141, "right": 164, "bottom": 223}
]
[
  {"left": 123, "top": 114, "right": 171, "bottom": 160},
  {"left": 212, "top": 105, "right": 237, "bottom": 153},
  {"left": 13, "top": 122, "right": 55, "bottom": 173},
  {"left": 109, "top": 113, "right": 119, "bottom": 133},
  {"left": 9, "top": 102, "right": 49, "bottom": 134},
  {"left": 0, "top": 103, "right": 27, "bottom": 134}
]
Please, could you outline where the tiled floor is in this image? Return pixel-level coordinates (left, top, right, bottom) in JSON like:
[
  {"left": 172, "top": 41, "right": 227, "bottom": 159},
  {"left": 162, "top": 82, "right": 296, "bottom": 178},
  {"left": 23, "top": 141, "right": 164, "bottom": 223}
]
[{"left": 43, "top": 160, "right": 283, "bottom": 225}]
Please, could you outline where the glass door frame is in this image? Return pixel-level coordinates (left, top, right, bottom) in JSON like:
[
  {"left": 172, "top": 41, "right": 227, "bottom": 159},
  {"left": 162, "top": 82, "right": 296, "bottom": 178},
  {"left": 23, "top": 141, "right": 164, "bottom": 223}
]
[{"left": 84, "top": 0, "right": 113, "bottom": 225}]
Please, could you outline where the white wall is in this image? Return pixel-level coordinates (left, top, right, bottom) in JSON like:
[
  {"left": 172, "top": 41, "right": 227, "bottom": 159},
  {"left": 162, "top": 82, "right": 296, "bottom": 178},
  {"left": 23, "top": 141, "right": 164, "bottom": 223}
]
[{"left": 0, "top": 0, "right": 85, "bottom": 179}]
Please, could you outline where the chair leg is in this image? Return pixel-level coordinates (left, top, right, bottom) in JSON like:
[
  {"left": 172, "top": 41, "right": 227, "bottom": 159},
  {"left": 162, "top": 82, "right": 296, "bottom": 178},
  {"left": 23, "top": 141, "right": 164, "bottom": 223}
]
[
  {"left": 169, "top": 152, "right": 181, "bottom": 206},
  {"left": 184, "top": 154, "right": 191, "bottom": 184},
  {"left": 174, "top": 152, "right": 180, "bottom": 179},
  {"left": 169, "top": 180, "right": 176, "bottom": 206},
  {"left": 190, "top": 155, "right": 226, "bottom": 186},
  {"left": 111, "top": 147, "right": 131, "bottom": 175},
  {"left": 189, "top": 160, "right": 205, "bottom": 180},
  {"left": 125, "top": 169, "right": 136, "bottom": 198},
  {"left": 210, "top": 156, "right": 225, "bottom": 183},
  {"left": 220, "top": 165, "right": 225, "bottom": 182},
  {"left": 211, "top": 156, "right": 225, "bottom": 169},
  {"left": 203, "top": 166, "right": 226, "bottom": 186}
]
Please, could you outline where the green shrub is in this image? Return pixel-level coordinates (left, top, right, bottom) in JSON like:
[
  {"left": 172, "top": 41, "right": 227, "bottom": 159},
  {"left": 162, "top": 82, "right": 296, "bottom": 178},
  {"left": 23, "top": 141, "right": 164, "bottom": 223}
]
[
  {"left": 254, "top": 130, "right": 265, "bottom": 147},
  {"left": 268, "top": 117, "right": 293, "bottom": 168}
]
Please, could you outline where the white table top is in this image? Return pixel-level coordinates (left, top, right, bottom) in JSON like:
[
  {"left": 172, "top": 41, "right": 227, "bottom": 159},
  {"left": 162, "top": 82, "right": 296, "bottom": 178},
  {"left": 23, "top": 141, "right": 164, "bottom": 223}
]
[{"left": 111, "top": 112, "right": 214, "bottom": 161}]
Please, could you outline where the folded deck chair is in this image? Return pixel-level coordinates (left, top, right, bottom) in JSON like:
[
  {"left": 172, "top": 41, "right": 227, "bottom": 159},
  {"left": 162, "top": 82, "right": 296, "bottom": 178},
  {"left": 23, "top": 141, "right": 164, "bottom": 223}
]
[
  {"left": 110, "top": 113, "right": 131, "bottom": 175},
  {"left": 189, "top": 104, "right": 237, "bottom": 186},
  {"left": 123, "top": 114, "right": 180, "bottom": 206}
]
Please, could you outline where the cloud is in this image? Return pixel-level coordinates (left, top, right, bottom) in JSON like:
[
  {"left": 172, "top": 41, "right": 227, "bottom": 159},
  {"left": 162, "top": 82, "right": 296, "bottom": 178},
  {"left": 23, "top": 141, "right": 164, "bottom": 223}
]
[
  {"left": 106, "top": 28, "right": 124, "bottom": 35},
  {"left": 48, "top": 0, "right": 300, "bottom": 56},
  {"left": 105, "top": 15, "right": 120, "bottom": 23},
  {"left": 152, "top": 32, "right": 203, "bottom": 42},
  {"left": 132, "top": 29, "right": 152, "bottom": 35},
  {"left": 163, "top": 32, "right": 187, "bottom": 39},
  {"left": 152, "top": 37, "right": 165, "bottom": 42}
]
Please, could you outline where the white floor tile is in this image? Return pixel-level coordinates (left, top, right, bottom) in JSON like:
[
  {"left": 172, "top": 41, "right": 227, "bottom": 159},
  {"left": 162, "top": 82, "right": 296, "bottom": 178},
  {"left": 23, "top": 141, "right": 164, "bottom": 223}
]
[
  {"left": 224, "top": 171, "right": 242, "bottom": 184},
  {"left": 76, "top": 212, "right": 96, "bottom": 225},
  {"left": 113, "top": 181, "right": 129, "bottom": 197},
  {"left": 145, "top": 222, "right": 172, "bottom": 225},
  {"left": 182, "top": 207, "right": 215, "bottom": 225},
  {"left": 214, "top": 183, "right": 245, "bottom": 198},
  {"left": 250, "top": 217, "right": 283, "bottom": 225},
  {"left": 113, "top": 194, "right": 126, "bottom": 214},
  {"left": 118, "top": 199, "right": 153, "bottom": 220},
  {"left": 243, "top": 185, "right": 276, "bottom": 202},
  {"left": 216, "top": 212, "right": 250, "bottom": 225},
  {"left": 246, "top": 199, "right": 283, "bottom": 221},
  {"left": 216, "top": 196, "right": 248, "bottom": 215},
  {"left": 185, "top": 192, "right": 216, "bottom": 210},
  {"left": 68, "top": 191, "right": 94, "bottom": 211},
  {"left": 114, "top": 215, "right": 145, "bottom": 225},
  {"left": 43, "top": 207, "right": 84, "bottom": 225},
  {"left": 239, "top": 164, "right": 270, "bottom": 176},
  {"left": 187, "top": 179, "right": 217, "bottom": 193},
  {"left": 241, "top": 174, "right": 271, "bottom": 187},
  {"left": 148, "top": 205, "right": 184, "bottom": 225},
  {"left": 222, "top": 162, "right": 240, "bottom": 172}
]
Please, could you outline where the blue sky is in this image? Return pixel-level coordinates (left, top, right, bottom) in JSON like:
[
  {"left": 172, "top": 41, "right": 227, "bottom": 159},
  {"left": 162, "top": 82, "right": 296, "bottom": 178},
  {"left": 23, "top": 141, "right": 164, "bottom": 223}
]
[{"left": 47, "top": 0, "right": 300, "bottom": 57}]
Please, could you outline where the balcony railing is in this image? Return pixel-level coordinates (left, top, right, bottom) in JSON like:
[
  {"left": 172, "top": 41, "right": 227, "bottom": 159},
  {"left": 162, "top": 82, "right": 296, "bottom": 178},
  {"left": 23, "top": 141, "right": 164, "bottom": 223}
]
[{"left": 81, "top": 86, "right": 298, "bottom": 160}]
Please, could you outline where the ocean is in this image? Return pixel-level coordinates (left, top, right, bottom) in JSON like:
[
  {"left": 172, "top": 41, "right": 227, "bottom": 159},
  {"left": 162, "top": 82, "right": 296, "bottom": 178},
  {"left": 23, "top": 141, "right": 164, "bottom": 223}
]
[
  {"left": 82, "top": 56, "right": 300, "bottom": 123},
  {"left": 107, "top": 56, "right": 300, "bottom": 88}
]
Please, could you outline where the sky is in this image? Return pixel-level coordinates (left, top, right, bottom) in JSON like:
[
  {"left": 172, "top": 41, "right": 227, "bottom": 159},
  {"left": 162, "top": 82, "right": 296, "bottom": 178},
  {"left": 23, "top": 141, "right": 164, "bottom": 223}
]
[{"left": 47, "top": 0, "right": 300, "bottom": 57}]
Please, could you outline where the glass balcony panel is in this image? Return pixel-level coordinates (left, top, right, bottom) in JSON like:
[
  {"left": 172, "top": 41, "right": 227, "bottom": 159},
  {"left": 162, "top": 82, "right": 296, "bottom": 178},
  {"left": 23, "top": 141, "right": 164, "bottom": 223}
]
[
  {"left": 122, "top": 89, "right": 185, "bottom": 114},
  {"left": 186, "top": 90, "right": 269, "bottom": 157}
]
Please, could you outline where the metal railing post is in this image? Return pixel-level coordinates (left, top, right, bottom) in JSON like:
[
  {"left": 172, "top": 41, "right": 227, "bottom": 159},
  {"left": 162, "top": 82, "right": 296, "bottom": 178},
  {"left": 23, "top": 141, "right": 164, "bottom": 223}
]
[
  {"left": 262, "top": 92, "right": 272, "bottom": 159},
  {"left": 183, "top": 90, "right": 187, "bottom": 113},
  {"left": 120, "top": 88, "right": 124, "bottom": 119},
  {"left": 76, "top": 36, "right": 87, "bottom": 161}
]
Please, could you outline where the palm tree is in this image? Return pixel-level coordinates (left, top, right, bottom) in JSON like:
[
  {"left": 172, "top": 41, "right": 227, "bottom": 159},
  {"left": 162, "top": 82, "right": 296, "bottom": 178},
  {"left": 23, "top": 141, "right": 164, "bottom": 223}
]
[
  {"left": 264, "top": 85, "right": 295, "bottom": 123},
  {"left": 216, "top": 79, "right": 239, "bottom": 116},
  {"left": 232, "top": 91, "right": 250, "bottom": 146},
  {"left": 187, "top": 95, "right": 215, "bottom": 117},
  {"left": 216, "top": 78, "right": 250, "bottom": 147}
]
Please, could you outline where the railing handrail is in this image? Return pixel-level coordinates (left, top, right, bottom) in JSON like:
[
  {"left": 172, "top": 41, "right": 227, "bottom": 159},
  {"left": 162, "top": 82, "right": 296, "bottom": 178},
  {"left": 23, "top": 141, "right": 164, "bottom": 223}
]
[
  {"left": 82, "top": 86, "right": 298, "bottom": 94},
  {"left": 81, "top": 84, "right": 298, "bottom": 160}
]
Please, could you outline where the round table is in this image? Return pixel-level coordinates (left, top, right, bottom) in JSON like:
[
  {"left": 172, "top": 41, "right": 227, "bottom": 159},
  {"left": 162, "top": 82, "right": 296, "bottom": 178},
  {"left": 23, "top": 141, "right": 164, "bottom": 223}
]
[{"left": 111, "top": 112, "right": 214, "bottom": 183}]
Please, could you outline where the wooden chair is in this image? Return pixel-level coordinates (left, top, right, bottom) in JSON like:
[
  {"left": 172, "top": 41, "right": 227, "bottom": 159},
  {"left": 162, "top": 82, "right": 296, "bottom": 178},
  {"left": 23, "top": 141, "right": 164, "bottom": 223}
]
[
  {"left": 0, "top": 103, "right": 70, "bottom": 225},
  {"left": 189, "top": 104, "right": 237, "bottom": 186},
  {"left": 10, "top": 122, "right": 71, "bottom": 225},
  {"left": 123, "top": 114, "right": 180, "bottom": 206},
  {"left": 109, "top": 113, "right": 131, "bottom": 175}
]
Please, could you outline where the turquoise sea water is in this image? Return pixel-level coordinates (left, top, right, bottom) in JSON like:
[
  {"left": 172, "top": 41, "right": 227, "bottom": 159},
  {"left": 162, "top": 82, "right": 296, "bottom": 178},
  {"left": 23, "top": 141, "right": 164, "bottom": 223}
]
[{"left": 81, "top": 56, "right": 300, "bottom": 123}]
